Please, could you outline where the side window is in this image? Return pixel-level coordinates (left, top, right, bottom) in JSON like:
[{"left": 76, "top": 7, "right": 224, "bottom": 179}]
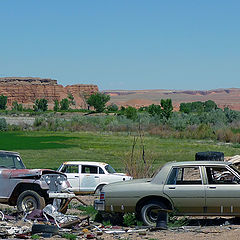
[
  {"left": 81, "top": 165, "right": 98, "bottom": 174},
  {"left": 167, "top": 167, "right": 202, "bottom": 185},
  {"left": 62, "top": 165, "right": 79, "bottom": 173},
  {"left": 206, "top": 166, "right": 239, "bottom": 184},
  {"left": 99, "top": 167, "right": 105, "bottom": 174}
]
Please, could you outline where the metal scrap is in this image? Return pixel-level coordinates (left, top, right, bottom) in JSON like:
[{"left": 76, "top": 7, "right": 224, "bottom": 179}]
[{"left": 43, "top": 204, "right": 79, "bottom": 228}]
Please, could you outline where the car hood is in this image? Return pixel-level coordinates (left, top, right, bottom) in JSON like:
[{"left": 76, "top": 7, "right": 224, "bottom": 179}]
[{"left": 0, "top": 169, "right": 65, "bottom": 179}]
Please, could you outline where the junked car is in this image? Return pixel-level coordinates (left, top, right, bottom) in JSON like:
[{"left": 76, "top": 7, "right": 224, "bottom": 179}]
[
  {"left": 95, "top": 161, "right": 240, "bottom": 226},
  {"left": 58, "top": 161, "right": 133, "bottom": 194},
  {"left": 0, "top": 151, "right": 74, "bottom": 212}
]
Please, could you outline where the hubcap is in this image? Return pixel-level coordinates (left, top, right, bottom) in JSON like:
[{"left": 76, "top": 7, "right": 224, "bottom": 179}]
[
  {"left": 21, "top": 196, "right": 37, "bottom": 212},
  {"left": 146, "top": 206, "right": 160, "bottom": 223}
]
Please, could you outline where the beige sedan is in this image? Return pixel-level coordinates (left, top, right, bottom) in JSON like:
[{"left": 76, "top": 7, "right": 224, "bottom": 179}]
[{"left": 95, "top": 161, "right": 240, "bottom": 226}]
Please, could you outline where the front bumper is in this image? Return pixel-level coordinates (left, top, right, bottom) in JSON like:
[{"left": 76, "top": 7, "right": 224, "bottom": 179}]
[
  {"left": 48, "top": 192, "right": 75, "bottom": 199},
  {"left": 94, "top": 200, "right": 105, "bottom": 211}
]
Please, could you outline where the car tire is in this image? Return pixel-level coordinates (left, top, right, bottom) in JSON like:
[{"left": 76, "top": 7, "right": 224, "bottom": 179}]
[
  {"left": 195, "top": 151, "right": 224, "bottom": 161},
  {"left": 140, "top": 201, "right": 167, "bottom": 226},
  {"left": 17, "top": 190, "right": 45, "bottom": 213},
  {"left": 94, "top": 184, "right": 106, "bottom": 195},
  {"left": 32, "top": 224, "right": 59, "bottom": 235}
]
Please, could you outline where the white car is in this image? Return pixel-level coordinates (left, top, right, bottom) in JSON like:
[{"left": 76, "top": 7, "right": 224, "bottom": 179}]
[{"left": 58, "top": 161, "right": 133, "bottom": 194}]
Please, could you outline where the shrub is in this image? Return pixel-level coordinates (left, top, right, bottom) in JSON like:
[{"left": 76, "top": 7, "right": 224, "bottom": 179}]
[
  {"left": 107, "top": 103, "right": 118, "bottom": 112},
  {"left": 195, "top": 124, "right": 215, "bottom": 139},
  {"left": 53, "top": 100, "right": 59, "bottom": 111},
  {"left": 123, "top": 213, "right": 137, "bottom": 226},
  {"left": 147, "top": 104, "right": 162, "bottom": 116},
  {"left": 0, "top": 118, "right": 7, "bottom": 131},
  {"left": 33, "top": 117, "right": 46, "bottom": 127},
  {"left": 124, "top": 106, "right": 138, "bottom": 120},
  {"left": 12, "top": 101, "right": 23, "bottom": 111},
  {"left": 168, "top": 112, "right": 188, "bottom": 131},
  {"left": 33, "top": 99, "right": 48, "bottom": 112},
  {"left": 216, "top": 128, "right": 234, "bottom": 142},
  {"left": 0, "top": 95, "right": 7, "bottom": 110},
  {"left": 60, "top": 98, "right": 70, "bottom": 111},
  {"left": 124, "top": 128, "right": 156, "bottom": 178}
]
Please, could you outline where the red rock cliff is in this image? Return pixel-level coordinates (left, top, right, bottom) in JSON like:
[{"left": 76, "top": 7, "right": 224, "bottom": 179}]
[{"left": 0, "top": 77, "right": 99, "bottom": 109}]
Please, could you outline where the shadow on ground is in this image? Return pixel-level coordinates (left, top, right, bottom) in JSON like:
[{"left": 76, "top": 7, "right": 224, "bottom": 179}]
[
  {"left": 184, "top": 217, "right": 240, "bottom": 226},
  {"left": 0, "top": 132, "right": 78, "bottom": 150}
]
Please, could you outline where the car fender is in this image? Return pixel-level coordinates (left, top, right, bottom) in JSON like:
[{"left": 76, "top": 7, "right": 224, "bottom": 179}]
[
  {"left": 135, "top": 193, "right": 174, "bottom": 213},
  {"left": 95, "top": 182, "right": 108, "bottom": 191}
]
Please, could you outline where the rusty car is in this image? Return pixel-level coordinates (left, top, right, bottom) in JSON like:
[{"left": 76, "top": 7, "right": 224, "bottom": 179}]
[
  {"left": 95, "top": 161, "right": 240, "bottom": 226},
  {"left": 0, "top": 150, "right": 74, "bottom": 212}
]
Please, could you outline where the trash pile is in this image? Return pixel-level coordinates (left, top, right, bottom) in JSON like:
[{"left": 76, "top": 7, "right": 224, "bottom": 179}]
[{"left": 0, "top": 196, "right": 92, "bottom": 239}]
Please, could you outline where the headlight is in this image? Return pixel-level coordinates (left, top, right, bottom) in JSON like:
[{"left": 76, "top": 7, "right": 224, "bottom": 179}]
[
  {"left": 42, "top": 175, "right": 51, "bottom": 185},
  {"left": 57, "top": 175, "right": 64, "bottom": 184}
]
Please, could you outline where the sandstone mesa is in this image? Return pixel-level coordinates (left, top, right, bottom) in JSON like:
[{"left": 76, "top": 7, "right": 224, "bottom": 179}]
[{"left": 0, "top": 77, "right": 99, "bottom": 110}]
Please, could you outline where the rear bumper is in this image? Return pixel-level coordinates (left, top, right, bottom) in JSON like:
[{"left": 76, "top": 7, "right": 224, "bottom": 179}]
[
  {"left": 48, "top": 192, "right": 75, "bottom": 199},
  {"left": 94, "top": 200, "right": 105, "bottom": 211}
]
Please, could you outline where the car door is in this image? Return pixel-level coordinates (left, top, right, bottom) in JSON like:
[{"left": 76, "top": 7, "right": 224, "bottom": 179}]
[
  {"left": 80, "top": 165, "right": 100, "bottom": 192},
  {"left": 205, "top": 165, "right": 240, "bottom": 214},
  {"left": 60, "top": 164, "right": 80, "bottom": 192},
  {"left": 163, "top": 166, "right": 205, "bottom": 214}
]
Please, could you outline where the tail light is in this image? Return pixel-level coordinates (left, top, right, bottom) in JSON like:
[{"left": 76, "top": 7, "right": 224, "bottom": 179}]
[{"left": 100, "top": 192, "right": 105, "bottom": 200}]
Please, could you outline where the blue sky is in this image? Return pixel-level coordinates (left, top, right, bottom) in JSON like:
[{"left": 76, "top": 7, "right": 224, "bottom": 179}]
[{"left": 0, "top": 1, "right": 239, "bottom": 90}]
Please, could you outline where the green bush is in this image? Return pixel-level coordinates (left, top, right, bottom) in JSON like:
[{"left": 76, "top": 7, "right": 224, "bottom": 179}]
[
  {"left": 107, "top": 103, "right": 118, "bottom": 112},
  {"left": 12, "top": 101, "right": 23, "bottom": 111},
  {"left": 0, "top": 118, "right": 7, "bottom": 131},
  {"left": 123, "top": 213, "right": 137, "bottom": 226},
  {"left": 124, "top": 106, "right": 138, "bottom": 120},
  {"left": 54, "top": 100, "right": 60, "bottom": 111},
  {"left": 60, "top": 98, "right": 70, "bottom": 111},
  {"left": 33, "top": 99, "right": 48, "bottom": 112}
]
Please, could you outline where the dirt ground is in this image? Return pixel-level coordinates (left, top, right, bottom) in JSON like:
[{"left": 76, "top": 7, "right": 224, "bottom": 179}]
[
  {"left": 2, "top": 195, "right": 240, "bottom": 239},
  {"left": 64, "top": 195, "right": 240, "bottom": 240}
]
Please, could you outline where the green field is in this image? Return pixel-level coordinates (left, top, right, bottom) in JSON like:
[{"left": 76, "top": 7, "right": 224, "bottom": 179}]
[{"left": 1, "top": 131, "right": 239, "bottom": 171}]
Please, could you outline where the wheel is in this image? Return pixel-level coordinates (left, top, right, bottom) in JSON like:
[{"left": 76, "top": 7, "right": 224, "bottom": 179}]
[
  {"left": 140, "top": 201, "right": 167, "bottom": 226},
  {"left": 94, "top": 184, "right": 106, "bottom": 195},
  {"left": 17, "top": 190, "right": 45, "bottom": 213}
]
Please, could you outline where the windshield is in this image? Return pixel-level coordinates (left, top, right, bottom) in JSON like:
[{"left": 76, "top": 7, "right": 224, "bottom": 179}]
[
  {"left": 0, "top": 154, "right": 25, "bottom": 169},
  {"left": 105, "top": 164, "right": 116, "bottom": 174},
  {"left": 230, "top": 164, "right": 240, "bottom": 176}
]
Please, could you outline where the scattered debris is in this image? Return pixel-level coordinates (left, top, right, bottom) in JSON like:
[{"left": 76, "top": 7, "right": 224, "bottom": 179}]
[
  {"left": 226, "top": 155, "right": 240, "bottom": 168},
  {"left": 1, "top": 195, "right": 240, "bottom": 239}
]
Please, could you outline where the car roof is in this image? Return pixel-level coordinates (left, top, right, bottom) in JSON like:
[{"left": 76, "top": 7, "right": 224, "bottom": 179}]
[
  {"left": 62, "top": 161, "right": 109, "bottom": 167},
  {"left": 0, "top": 150, "right": 20, "bottom": 156},
  {"left": 166, "top": 161, "right": 232, "bottom": 167}
]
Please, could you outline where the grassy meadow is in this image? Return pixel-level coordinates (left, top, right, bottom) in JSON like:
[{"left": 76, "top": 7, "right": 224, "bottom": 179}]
[{"left": 0, "top": 131, "right": 239, "bottom": 172}]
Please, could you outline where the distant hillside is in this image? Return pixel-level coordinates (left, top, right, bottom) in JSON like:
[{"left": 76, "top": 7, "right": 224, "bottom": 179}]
[
  {"left": 104, "top": 88, "right": 240, "bottom": 111},
  {"left": 0, "top": 77, "right": 98, "bottom": 110}
]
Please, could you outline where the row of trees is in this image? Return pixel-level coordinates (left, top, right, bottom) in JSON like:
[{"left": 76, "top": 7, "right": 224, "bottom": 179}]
[
  {"left": 0, "top": 93, "right": 79, "bottom": 112},
  {"left": 0, "top": 92, "right": 239, "bottom": 126}
]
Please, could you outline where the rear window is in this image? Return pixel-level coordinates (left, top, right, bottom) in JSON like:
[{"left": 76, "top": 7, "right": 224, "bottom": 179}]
[{"left": 105, "top": 165, "right": 116, "bottom": 174}]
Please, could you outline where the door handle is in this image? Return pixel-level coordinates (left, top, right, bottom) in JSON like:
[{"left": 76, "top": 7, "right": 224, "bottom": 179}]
[
  {"left": 168, "top": 187, "right": 176, "bottom": 190},
  {"left": 208, "top": 186, "right": 216, "bottom": 189},
  {"left": 75, "top": 176, "right": 79, "bottom": 178},
  {"left": 95, "top": 176, "right": 99, "bottom": 178}
]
